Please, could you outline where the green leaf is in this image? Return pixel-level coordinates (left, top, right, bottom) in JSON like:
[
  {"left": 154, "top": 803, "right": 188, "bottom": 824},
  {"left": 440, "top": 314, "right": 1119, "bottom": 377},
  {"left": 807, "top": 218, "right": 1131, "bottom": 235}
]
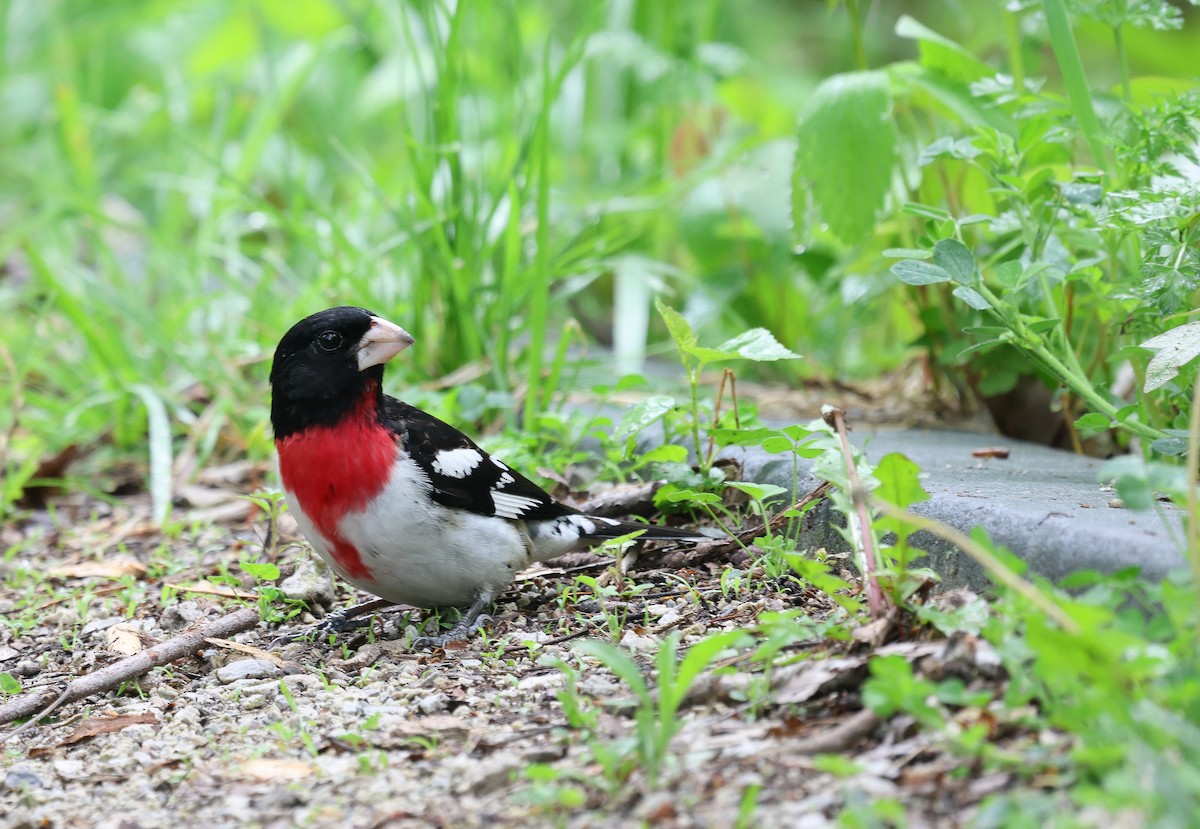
[
  {"left": 717, "top": 328, "right": 802, "bottom": 362},
  {"left": 1074, "top": 413, "right": 1113, "bottom": 434},
  {"left": 655, "top": 299, "right": 697, "bottom": 353},
  {"left": 952, "top": 285, "right": 991, "bottom": 310},
  {"left": 992, "top": 260, "right": 1025, "bottom": 289},
  {"left": 761, "top": 435, "right": 798, "bottom": 454},
  {"left": 874, "top": 453, "right": 929, "bottom": 510},
  {"left": 686, "top": 328, "right": 801, "bottom": 367},
  {"left": 894, "top": 15, "right": 993, "bottom": 83},
  {"left": 1141, "top": 321, "right": 1200, "bottom": 392},
  {"left": 0, "top": 672, "right": 21, "bottom": 695},
  {"left": 891, "top": 259, "right": 951, "bottom": 286},
  {"left": 613, "top": 396, "right": 675, "bottom": 443},
  {"left": 795, "top": 71, "right": 896, "bottom": 244},
  {"left": 726, "top": 481, "right": 789, "bottom": 502},
  {"left": 932, "top": 239, "right": 976, "bottom": 283},
  {"left": 241, "top": 561, "right": 281, "bottom": 582}
]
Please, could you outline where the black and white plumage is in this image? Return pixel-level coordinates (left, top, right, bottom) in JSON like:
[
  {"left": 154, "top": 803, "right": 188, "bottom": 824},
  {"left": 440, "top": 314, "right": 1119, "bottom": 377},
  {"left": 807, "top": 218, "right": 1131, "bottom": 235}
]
[{"left": 270, "top": 306, "right": 705, "bottom": 645}]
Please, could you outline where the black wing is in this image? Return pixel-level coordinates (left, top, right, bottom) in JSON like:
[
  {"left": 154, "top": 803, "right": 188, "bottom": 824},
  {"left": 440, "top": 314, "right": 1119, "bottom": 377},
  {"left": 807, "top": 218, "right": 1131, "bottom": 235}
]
[{"left": 382, "top": 397, "right": 575, "bottom": 523}]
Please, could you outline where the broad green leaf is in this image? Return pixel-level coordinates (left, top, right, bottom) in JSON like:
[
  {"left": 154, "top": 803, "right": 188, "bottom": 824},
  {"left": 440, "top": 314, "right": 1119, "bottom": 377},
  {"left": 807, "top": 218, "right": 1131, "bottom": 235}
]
[
  {"left": 762, "top": 435, "right": 798, "bottom": 454},
  {"left": 874, "top": 453, "right": 929, "bottom": 510},
  {"left": 1141, "top": 321, "right": 1200, "bottom": 392},
  {"left": 712, "top": 328, "right": 801, "bottom": 362},
  {"left": 241, "top": 561, "right": 281, "bottom": 581},
  {"left": 892, "top": 259, "right": 951, "bottom": 286},
  {"left": 795, "top": 71, "right": 896, "bottom": 244},
  {"left": 613, "top": 396, "right": 675, "bottom": 443},
  {"left": 992, "top": 260, "right": 1025, "bottom": 289},
  {"left": 686, "top": 328, "right": 801, "bottom": 366},
  {"left": 932, "top": 239, "right": 976, "bottom": 283},
  {"left": 0, "top": 672, "right": 20, "bottom": 695},
  {"left": 952, "top": 285, "right": 991, "bottom": 310}
]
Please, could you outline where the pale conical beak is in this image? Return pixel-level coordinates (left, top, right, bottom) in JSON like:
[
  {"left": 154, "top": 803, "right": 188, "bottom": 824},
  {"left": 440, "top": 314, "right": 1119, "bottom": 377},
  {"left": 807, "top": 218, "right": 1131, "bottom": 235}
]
[{"left": 356, "top": 316, "right": 415, "bottom": 371}]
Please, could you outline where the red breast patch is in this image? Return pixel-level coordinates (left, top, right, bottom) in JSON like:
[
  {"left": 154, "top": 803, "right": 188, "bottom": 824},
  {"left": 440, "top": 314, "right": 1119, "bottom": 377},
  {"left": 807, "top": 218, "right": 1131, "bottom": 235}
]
[{"left": 276, "top": 386, "right": 396, "bottom": 580}]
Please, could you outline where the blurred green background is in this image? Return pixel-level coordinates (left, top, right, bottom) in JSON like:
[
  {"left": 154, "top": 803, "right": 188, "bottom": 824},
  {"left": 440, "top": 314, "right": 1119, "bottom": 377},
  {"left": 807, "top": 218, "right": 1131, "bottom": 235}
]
[{"left": 2, "top": 0, "right": 1199, "bottom": 505}]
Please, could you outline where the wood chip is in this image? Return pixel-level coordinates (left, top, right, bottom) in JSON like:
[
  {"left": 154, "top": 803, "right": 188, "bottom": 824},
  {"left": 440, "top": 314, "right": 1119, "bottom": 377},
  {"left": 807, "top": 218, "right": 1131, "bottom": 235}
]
[
  {"left": 236, "top": 758, "right": 316, "bottom": 781},
  {"left": 48, "top": 558, "right": 147, "bottom": 580}
]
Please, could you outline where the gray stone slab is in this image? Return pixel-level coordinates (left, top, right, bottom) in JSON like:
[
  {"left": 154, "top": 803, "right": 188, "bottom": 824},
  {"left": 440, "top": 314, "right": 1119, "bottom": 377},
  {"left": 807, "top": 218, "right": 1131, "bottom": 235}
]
[{"left": 719, "top": 428, "right": 1187, "bottom": 590}]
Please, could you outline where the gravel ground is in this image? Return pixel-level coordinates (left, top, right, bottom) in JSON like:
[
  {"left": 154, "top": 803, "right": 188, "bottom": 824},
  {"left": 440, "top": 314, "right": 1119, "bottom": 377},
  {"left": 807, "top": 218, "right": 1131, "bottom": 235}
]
[{"left": 1, "top": 466, "right": 1041, "bottom": 828}]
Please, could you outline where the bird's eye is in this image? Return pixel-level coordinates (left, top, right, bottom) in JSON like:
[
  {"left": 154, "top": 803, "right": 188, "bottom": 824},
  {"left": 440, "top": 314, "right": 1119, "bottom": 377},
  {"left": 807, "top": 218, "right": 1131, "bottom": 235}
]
[{"left": 315, "top": 330, "right": 343, "bottom": 352}]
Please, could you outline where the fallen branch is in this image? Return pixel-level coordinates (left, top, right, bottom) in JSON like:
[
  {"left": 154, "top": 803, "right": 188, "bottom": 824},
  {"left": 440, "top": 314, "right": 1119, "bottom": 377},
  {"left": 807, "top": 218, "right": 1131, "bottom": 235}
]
[
  {"left": 0, "top": 606, "right": 261, "bottom": 734},
  {"left": 792, "top": 708, "right": 880, "bottom": 755}
]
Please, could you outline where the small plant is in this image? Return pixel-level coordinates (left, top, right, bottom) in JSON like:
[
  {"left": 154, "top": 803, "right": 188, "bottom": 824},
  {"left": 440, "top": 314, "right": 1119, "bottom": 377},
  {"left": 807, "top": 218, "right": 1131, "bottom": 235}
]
[
  {"left": 571, "top": 629, "right": 749, "bottom": 787},
  {"left": 655, "top": 299, "right": 801, "bottom": 470}
]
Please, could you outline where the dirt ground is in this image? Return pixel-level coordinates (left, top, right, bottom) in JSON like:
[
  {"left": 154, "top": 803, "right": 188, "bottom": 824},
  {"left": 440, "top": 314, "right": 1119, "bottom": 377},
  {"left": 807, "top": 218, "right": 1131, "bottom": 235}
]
[{"left": 1, "top": 456, "right": 1040, "bottom": 829}]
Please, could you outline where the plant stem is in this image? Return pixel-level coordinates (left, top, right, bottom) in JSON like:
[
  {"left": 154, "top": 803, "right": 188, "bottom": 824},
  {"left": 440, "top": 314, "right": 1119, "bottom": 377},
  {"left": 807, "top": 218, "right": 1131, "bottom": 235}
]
[
  {"left": 870, "top": 500, "right": 1081, "bottom": 634},
  {"left": 1041, "top": 0, "right": 1110, "bottom": 173},
  {"left": 973, "top": 281, "right": 1167, "bottom": 445},
  {"left": 1112, "top": 24, "right": 1133, "bottom": 103},
  {"left": 845, "top": 0, "right": 869, "bottom": 71},
  {"left": 1005, "top": 7, "right": 1026, "bottom": 91},
  {"left": 824, "top": 405, "right": 886, "bottom": 618}
]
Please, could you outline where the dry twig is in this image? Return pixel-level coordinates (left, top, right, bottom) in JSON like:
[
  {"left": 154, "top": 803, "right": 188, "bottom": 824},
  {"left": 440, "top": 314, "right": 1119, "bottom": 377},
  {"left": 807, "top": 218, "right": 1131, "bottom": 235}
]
[{"left": 0, "top": 606, "right": 260, "bottom": 734}]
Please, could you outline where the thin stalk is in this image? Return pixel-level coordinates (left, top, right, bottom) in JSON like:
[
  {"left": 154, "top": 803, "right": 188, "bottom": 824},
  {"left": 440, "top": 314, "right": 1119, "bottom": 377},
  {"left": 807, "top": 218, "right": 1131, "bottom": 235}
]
[
  {"left": 824, "top": 405, "right": 886, "bottom": 618},
  {"left": 972, "top": 280, "right": 1166, "bottom": 444},
  {"left": 1005, "top": 6, "right": 1026, "bottom": 91},
  {"left": 1112, "top": 24, "right": 1132, "bottom": 103},
  {"left": 1041, "top": 0, "right": 1110, "bottom": 172},
  {"left": 846, "top": 0, "right": 869, "bottom": 71},
  {"left": 870, "top": 499, "right": 1081, "bottom": 634}
]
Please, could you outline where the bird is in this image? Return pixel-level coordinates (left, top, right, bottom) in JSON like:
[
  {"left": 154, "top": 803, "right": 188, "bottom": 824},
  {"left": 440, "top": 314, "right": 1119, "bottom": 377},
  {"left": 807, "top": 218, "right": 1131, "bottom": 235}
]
[{"left": 269, "top": 306, "right": 707, "bottom": 646}]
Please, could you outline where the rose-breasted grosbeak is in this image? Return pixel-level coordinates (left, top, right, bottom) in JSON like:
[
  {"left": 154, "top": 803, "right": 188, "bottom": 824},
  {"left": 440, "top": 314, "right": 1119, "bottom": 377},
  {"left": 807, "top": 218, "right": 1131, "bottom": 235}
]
[{"left": 270, "top": 306, "right": 705, "bottom": 645}]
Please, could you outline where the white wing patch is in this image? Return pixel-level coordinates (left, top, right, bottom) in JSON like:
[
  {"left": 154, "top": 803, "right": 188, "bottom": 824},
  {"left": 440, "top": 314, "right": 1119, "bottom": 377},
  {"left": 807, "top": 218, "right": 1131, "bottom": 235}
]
[
  {"left": 431, "top": 447, "right": 484, "bottom": 479},
  {"left": 491, "top": 491, "right": 545, "bottom": 519}
]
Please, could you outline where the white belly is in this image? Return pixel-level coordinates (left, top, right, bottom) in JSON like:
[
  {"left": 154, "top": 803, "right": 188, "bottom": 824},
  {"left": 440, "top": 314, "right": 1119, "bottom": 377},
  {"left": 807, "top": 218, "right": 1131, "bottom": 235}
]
[{"left": 285, "top": 461, "right": 532, "bottom": 608}]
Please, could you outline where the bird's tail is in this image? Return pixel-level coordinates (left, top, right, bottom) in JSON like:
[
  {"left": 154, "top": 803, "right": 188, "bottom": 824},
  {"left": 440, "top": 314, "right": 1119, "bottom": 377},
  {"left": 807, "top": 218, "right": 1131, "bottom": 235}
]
[{"left": 527, "top": 513, "right": 712, "bottom": 562}]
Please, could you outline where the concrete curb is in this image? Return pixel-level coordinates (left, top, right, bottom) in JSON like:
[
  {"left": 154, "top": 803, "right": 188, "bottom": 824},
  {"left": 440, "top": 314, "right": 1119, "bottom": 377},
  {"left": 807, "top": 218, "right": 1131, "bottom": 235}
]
[{"left": 720, "top": 428, "right": 1186, "bottom": 591}]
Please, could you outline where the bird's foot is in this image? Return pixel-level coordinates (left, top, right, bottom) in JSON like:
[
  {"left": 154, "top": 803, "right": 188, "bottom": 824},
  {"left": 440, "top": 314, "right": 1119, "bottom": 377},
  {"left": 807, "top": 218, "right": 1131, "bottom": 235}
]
[
  {"left": 411, "top": 587, "right": 496, "bottom": 649},
  {"left": 412, "top": 613, "right": 494, "bottom": 649},
  {"left": 270, "top": 598, "right": 397, "bottom": 649}
]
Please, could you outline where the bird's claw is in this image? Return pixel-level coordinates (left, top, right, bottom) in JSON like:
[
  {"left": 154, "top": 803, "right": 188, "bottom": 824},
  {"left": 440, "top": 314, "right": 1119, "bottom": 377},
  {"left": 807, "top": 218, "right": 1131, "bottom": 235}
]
[
  {"left": 268, "top": 598, "right": 398, "bottom": 650},
  {"left": 412, "top": 613, "right": 494, "bottom": 649}
]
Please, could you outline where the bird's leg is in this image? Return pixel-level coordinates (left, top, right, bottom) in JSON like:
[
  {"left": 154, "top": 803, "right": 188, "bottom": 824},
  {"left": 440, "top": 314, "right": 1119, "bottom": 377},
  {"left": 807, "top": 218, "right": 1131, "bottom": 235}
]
[
  {"left": 412, "top": 587, "right": 496, "bottom": 649},
  {"left": 271, "top": 597, "right": 399, "bottom": 648}
]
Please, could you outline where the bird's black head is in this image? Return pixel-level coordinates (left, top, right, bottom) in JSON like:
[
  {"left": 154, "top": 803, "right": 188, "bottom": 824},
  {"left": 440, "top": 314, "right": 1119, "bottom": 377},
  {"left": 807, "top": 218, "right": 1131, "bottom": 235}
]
[{"left": 269, "top": 306, "right": 414, "bottom": 439}]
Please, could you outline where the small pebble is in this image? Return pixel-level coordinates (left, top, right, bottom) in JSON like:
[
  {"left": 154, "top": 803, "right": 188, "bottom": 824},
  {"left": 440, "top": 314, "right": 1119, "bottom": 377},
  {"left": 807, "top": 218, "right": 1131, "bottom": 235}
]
[
  {"left": 417, "top": 692, "right": 447, "bottom": 715},
  {"left": 216, "top": 659, "right": 282, "bottom": 684},
  {"left": 4, "top": 766, "right": 44, "bottom": 790}
]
